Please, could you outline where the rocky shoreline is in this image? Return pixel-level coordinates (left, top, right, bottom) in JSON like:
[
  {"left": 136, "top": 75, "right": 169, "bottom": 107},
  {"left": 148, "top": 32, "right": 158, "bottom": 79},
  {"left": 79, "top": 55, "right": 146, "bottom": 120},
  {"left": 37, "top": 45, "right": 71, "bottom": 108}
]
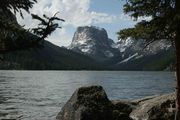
[{"left": 56, "top": 86, "right": 175, "bottom": 120}]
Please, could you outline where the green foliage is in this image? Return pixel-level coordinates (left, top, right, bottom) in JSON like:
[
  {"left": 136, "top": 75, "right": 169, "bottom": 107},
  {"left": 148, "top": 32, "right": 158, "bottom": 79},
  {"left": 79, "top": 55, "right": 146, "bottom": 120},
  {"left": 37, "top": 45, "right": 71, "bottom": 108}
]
[
  {"left": 31, "top": 13, "right": 65, "bottom": 41},
  {"left": 0, "top": 0, "right": 37, "bottom": 53},
  {"left": 118, "top": 0, "right": 179, "bottom": 43},
  {"left": 123, "top": 0, "right": 175, "bottom": 19},
  {"left": 0, "top": 0, "right": 37, "bottom": 17},
  {"left": 0, "top": 10, "right": 31, "bottom": 53},
  {"left": 0, "top": 1, "right": 64, "bottom": 53}
]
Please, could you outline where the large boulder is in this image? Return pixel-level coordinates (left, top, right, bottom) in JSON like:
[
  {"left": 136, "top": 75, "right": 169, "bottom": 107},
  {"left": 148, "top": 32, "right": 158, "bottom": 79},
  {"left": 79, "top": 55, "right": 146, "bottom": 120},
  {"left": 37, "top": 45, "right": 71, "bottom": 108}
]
[
  {"left": 56, "top": 86, "right": 113, "bottom": 120},
  {"left": 130, "top": 93, "right": 176, "bottom": 120},
  {"left": 56, "top": 86, "right": 132, "bottom": 120},
  {"left": 56, "top": 85, "right": 175, "bottom": 120}
]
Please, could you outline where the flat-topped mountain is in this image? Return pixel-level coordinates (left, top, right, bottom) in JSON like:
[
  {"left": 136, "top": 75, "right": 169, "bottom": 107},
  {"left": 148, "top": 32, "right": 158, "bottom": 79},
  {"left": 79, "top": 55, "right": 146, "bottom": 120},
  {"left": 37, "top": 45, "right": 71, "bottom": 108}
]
[{"left": 69, "top": 26, "right": 120, "bottom": 60}]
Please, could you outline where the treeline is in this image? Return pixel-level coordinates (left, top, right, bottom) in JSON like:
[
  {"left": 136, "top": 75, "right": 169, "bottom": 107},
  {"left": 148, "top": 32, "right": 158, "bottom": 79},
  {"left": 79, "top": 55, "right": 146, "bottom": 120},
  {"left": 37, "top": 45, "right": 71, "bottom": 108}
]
[{"left": 0, "top": 42, "right": 104, "bottom": 70}]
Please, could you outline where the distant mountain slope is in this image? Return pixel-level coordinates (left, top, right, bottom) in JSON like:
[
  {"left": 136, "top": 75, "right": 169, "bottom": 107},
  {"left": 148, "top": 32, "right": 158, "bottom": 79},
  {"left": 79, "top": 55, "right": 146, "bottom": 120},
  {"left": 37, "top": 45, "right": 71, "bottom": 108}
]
[
  {"left": 0, "top": 41, "right": 102, "bottom": 70},
  {"left": 68, "top": 26, "right": 175, "bottom": 71},
  {"left": 110, "top": 39, "right": 175, "bottom": 70},
  {"left": 110, "top": 48, "right": 175, "bottom": 70}
]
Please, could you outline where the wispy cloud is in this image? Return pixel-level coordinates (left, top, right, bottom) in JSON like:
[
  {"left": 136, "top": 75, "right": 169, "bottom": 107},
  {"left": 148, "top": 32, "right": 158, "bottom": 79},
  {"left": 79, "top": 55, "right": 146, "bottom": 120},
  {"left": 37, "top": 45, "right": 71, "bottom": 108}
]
[{"left": 16, "top": 0, "right": 133, "bottom": 46}]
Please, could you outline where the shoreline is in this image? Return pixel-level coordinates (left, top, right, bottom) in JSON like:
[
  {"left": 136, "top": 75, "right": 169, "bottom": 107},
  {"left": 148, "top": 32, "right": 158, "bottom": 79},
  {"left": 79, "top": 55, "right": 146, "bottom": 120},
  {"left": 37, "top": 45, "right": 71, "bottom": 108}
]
[{"left": 56, "top": 86, "right": 176, "bottom": 120}]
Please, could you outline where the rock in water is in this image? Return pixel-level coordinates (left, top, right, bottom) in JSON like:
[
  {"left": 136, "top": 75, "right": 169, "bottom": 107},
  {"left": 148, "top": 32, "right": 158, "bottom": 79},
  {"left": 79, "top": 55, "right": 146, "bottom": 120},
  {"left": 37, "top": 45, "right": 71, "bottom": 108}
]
[
  {"left": 56, "top": 85, "right": 175, "bottom": 120},
  {"left": 56, "top": 86, "right": 132, "bottom": 120},
  {"left": 56, "top": 86, "right": 113, "bottom": 120}
]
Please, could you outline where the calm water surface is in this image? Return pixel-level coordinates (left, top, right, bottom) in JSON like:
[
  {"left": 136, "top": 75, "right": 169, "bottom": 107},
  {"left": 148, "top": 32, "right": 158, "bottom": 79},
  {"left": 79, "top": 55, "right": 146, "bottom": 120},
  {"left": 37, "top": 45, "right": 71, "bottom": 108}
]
[{"left": 0, "top": 71, "right": 175, "bottom": 120}]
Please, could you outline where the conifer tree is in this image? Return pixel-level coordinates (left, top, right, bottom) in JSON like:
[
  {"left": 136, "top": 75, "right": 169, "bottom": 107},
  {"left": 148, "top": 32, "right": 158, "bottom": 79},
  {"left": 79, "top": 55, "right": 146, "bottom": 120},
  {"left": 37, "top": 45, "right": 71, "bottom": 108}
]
[
  {"left": 0, "top": 0, "right": 37, "bottom": 53},
  {"left": 118, "top": 0, "right": 180, "bottom": 119},
  {"left": 0, "top": 0, "right": 64, "bottom": 54},
  {"left": 0, "top": 0, "right": 37, "bottom": 17}
]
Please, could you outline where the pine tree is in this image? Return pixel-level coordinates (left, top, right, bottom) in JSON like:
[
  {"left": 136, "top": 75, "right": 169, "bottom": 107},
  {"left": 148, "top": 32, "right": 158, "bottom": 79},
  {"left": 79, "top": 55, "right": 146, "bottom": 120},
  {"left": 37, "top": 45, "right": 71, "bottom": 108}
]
[
  {"left": 0, "top": 0, "right": 37, "bottom": 16},
  {"left": 0, "top": 0, "right": 37, "bottom": 53},
  {"left": 31, "top": 13, "right": 65, "bottom": 42},
  {"left": 0, "top": 0, "right": 64, "bottom": 54},
  {"left": 118, "top": 0, "right": 180, "bottom": 119}
]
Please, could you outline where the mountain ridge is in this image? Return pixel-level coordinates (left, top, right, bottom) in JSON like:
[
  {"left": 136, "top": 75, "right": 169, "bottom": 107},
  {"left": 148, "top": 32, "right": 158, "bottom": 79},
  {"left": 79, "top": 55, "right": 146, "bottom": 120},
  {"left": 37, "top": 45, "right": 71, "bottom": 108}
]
[
  {"left": 68, "top": 26, "right": 175, "bottom": 71},
  {"left": 1, "top": 40, "right": 104, "bottom": 70}
]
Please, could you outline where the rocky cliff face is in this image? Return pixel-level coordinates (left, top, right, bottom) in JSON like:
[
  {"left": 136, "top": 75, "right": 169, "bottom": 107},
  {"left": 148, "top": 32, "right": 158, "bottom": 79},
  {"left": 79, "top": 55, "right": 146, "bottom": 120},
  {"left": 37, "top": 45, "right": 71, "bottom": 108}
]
[
  {"left": 69, "top": 26, "right": 120, "bottom": 60},
  {"left": 68, "top": 26, "right": 175, "bottom": 70}
]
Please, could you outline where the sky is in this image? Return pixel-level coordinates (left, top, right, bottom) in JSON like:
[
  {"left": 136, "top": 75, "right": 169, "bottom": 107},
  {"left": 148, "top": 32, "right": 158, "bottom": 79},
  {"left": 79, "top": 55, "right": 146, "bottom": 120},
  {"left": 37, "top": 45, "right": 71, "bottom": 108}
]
[{"left": 16, "top": 0, "right": 138, "bottom": 47}]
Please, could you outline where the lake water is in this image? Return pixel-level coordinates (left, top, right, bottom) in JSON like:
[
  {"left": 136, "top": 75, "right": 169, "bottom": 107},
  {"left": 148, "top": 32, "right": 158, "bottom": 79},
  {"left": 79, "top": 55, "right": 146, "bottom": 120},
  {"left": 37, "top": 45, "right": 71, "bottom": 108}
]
[{"left": 0, "top": 71, "right": 175, "bottom": 120}]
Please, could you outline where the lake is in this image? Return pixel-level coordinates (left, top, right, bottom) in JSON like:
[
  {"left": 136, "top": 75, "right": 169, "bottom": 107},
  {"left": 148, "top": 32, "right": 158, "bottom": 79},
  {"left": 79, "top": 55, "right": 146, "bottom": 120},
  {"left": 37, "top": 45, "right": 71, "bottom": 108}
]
[{"left": 0, "top": 71, "right": 175, "bottom": 120}]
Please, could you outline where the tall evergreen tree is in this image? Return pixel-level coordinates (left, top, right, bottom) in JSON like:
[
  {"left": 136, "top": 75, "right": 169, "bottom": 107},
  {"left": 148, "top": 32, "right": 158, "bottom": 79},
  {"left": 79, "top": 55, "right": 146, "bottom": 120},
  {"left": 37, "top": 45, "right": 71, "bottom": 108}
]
[
  {"left": 118, "top": 0, "right": 180, "bottom": 119},
  {"left": 0, "top": 0, "right": 37, "bottom": 16},
  {"left": 0, "top": 0, "right": 37, "bottom": 53},
  {"left": 0, "top": 0, "right": 64, "bottom": 54}
]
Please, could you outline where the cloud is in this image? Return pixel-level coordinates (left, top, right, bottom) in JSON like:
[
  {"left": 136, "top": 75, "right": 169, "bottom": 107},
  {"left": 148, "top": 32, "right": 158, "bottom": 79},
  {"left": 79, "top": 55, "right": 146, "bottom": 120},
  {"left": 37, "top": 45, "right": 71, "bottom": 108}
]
[
  {"left": 47, "top": 28, "right": 73, "bottom": 47},
  {"left": 16, "top": 0, "right": 128, "bottom": 46}
]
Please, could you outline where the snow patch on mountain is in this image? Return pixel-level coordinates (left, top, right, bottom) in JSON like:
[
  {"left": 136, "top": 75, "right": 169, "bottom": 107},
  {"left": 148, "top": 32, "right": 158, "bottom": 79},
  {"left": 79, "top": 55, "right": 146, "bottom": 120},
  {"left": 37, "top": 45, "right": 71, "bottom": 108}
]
[
  {"left": 69, "top": 26, "right": 120, "bottom": 60},
  {"left": 118, "top": 53, "right": 138, "bottom": 64},
  {"left": 117, "top": 38, "right": 134, "bottom": 52},
  {"left": 104, "top": 50, "right": 114, "bottom": 57}
]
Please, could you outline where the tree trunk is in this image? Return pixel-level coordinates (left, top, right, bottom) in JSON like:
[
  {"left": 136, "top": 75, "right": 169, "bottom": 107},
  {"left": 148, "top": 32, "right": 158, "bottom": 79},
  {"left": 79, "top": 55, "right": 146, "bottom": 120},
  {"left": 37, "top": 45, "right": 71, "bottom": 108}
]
[
  {"left": 175, "top": 1, "right": 180, "bottom": 119},
  {"left": 175, "top": 30, "right": 180, "bottom": 120}
]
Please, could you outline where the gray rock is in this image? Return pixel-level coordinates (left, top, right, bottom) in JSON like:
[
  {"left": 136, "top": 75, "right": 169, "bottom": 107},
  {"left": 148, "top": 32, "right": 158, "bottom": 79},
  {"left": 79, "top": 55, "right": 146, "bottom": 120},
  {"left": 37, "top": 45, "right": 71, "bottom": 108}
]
[
  {"left": 56, "top": 85, "right": 133, "bottom": 120},
  {"left": 56, "top": 86, "right": 112, "bottom": 120},
  {"left": 56, "top": 85, "right": 175, "bottom": 120},
  {"left": 130, "top": 93, "right": 176, "bottom": 120},
  {"left": 112, "top": 100, "right": 136, "bottom": 114},
  {"left": 111, "top": 100, "right": 135, "bottom": 120}
]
